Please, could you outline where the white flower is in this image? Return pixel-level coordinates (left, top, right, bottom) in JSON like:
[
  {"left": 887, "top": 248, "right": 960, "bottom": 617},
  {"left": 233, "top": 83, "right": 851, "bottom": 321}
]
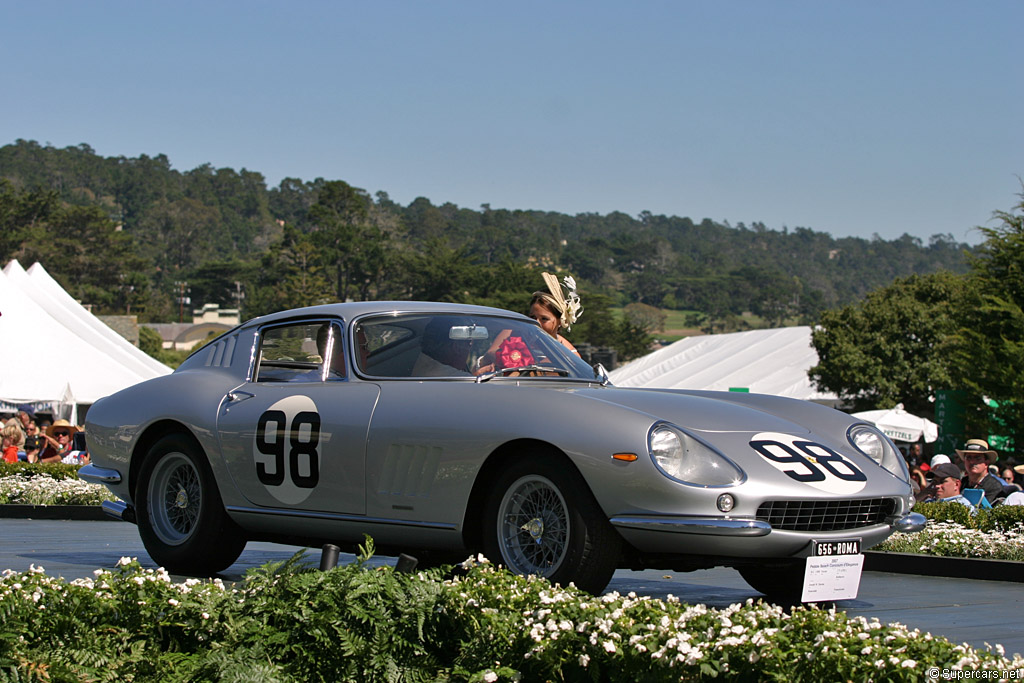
[
  {"left": 483, "top": 671, "right": 498, "bottom": 683},
  {"left": 603, "top": 640, "right": 617, "bottom": 653},
  {"left": 578, "top": 654, "right": 590, "bottom": 667}
]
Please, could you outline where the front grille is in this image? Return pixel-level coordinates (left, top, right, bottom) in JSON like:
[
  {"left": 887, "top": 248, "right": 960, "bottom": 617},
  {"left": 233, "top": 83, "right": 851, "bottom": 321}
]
[{"left": 756, "top": 498, "right": 897, "bottom": 532}]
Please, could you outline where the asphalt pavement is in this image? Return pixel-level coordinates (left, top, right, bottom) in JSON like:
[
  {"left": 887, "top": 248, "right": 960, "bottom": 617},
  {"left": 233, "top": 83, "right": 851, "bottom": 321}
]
[{"left": 3, "top": 518, "right": 1023, "bottom": 657}]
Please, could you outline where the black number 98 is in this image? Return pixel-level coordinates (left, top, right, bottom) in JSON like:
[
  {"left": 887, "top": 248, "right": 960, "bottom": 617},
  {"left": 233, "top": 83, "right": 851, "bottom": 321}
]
[{"left": 255, "top": 409, "right": 321, "bottom": 488}]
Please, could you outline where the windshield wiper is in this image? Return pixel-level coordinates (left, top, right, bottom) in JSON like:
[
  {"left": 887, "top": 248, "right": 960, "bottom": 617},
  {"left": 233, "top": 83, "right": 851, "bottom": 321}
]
[{"left": 475, "top": 365, "right": 570, "bottom": 383}]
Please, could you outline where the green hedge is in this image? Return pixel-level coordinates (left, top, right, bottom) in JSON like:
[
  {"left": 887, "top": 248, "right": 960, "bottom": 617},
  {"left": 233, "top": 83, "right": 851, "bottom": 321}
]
[
  {"left": 0, "top": 461, "right": 82, "bottom": 480},
  {"left": 913, "top": 500, "right": 1024, "bottom": 531}
]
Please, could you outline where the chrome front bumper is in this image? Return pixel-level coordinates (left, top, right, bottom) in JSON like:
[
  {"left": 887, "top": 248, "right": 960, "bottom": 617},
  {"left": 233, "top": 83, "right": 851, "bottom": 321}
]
[
  {"left": 610, "top": 511, "right": 927, "bottom": 537},
  {"left": 78, "top": 464, "right": 122, "bottom": 484},
  {"left": 610, "top": 516, "right": 771, "bottom": 536},
  {"left": 891, "top": 512, "right": 926, "bottom": 533}
]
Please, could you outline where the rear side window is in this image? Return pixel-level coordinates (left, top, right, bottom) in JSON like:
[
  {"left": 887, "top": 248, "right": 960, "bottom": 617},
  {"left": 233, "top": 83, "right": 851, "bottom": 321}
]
[{"left": 254, "top": 321, "right": 345, "bottom": 382}]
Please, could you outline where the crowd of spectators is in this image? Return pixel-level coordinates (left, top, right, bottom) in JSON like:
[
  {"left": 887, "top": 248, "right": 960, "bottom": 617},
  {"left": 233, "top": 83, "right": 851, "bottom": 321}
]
[
  {"left": 907, "top": 438, "right": 1023, "bottom": 513},
  {"left": 1, "top": 405, "right": 88, "bottom": 465}
]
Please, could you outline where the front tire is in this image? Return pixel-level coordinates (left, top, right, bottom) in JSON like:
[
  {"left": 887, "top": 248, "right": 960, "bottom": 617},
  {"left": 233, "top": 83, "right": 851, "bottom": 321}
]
[
  {"left": 136, "top": 433, "right": 245, "bottom": 574},
  {"left": 482, "top": 454, "right": 620, "bottom": 594}
]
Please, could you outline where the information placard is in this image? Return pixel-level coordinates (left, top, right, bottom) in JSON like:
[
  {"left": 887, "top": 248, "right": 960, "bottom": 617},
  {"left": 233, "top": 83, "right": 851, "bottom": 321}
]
[{"left": 801, "top": 554, "right": 864, "bottom": 602}]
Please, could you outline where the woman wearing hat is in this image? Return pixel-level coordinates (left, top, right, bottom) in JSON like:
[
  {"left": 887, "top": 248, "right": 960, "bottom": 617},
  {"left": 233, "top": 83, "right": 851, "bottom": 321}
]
[
  {"left": 39, "top": 419, "right": 79, "bottom": 464},
  {"left": 955, "top": 439, "right": 1005, "bottom": 506},
  {"left": 473, "top": 272, "right": 584, "bottom": 375},
  {"left": 529, "top": 273, "right": 583, "bottom": 355}
]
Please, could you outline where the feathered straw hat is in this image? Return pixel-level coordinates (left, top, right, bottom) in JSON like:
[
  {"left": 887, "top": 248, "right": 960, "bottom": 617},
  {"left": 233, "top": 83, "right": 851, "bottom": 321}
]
[
  {"left": 532, "top": 273, "right": 583, "bottom": 331},
  {"left": 955, "top": 438, "right": 998, "bottom": 466}
]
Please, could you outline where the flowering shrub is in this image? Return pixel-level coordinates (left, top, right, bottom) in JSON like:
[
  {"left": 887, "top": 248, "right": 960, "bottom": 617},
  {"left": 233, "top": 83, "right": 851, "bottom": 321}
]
[
  {"left": 876, "top": 519, "right": 1024, "bottom": 561},
  {"left": 874, "top": 501, "right": 1024, "bottom": 560},
  {"left": 0, "top": 548, "right": 1020, "bottom": 681},
  {"left": 0, "top": 472, "right": 117, "bottom": 505},
  {"left": 446, "top": 555, "right": 1023, "bottom": 681}
]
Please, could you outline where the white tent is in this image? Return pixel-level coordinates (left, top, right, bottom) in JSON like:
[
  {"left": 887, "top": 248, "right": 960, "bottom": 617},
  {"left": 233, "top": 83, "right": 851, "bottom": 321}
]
[
  {"left": 608, "top": 326, "right": 837, "bottom": 403},
  {"left": 851, "top": 404, "right": 938, "bottom": 443},
  {"left": 0, "top": 261, "right": 171, "bottom": 422},
  {"left": 6, "top": 260, "right": 170, "bottom": 378}
]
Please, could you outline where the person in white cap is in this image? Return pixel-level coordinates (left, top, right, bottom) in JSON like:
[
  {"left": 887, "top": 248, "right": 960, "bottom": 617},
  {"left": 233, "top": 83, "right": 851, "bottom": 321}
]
[
  {"left": 930, "top": 454, "right": 951, "bottom": 468},
  {"left": 955, "top": 439, "right": 1005, "bottom": 505}
]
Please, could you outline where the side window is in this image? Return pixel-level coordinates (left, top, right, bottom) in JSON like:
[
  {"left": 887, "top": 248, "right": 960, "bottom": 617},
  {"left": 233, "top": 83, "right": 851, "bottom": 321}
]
[
  {"left": 354, "top": 318, "right": 417, "bottom": 376},
  {"left": 254, "top": 321, "right": 345, "bottom": 382}
]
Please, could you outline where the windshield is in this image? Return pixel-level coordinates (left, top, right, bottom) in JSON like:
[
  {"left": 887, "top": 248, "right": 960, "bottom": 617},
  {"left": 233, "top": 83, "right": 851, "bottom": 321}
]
[{"left": 353, "top": 312, "right": 595, "bottom": 380}]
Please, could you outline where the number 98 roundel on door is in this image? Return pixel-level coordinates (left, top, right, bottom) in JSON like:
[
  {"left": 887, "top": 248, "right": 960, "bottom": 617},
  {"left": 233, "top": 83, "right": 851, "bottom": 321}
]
[{"left": 254, "top": 395, "right": 322, "bottom": 505}]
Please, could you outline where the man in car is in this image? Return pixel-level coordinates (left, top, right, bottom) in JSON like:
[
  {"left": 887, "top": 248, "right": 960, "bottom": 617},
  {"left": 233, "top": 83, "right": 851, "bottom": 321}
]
[{"left": 411, "top": 317, "right": 472, "bottom": 377}]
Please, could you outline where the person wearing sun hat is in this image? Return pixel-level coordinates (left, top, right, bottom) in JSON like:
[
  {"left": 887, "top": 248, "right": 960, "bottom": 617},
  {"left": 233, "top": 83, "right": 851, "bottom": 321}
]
[
  {"left": 39, "top": 419, "right": 79, "bottom": 464},
  {"left": 529, "top": 272, "right": 583, "bottom": 355},
  {"left": 955, "top": 439, "right": 1005, "bottom": 506}
]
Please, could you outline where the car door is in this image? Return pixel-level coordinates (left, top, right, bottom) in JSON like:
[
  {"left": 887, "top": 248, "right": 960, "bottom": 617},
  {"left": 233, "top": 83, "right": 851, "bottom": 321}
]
[{"left": 215, "top": 318, "right": 379, "bottom": 515}]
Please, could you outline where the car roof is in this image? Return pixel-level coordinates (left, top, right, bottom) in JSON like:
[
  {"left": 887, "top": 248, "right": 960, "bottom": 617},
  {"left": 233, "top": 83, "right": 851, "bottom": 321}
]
[{"left": 241, "top": 301, "right": 531, "bottom": 329}]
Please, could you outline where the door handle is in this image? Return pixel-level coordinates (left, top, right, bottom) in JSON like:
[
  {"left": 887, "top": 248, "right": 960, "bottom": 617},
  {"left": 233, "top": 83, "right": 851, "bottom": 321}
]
[{"left": 226, "top": 390, "right": 254, "bottom": 403}]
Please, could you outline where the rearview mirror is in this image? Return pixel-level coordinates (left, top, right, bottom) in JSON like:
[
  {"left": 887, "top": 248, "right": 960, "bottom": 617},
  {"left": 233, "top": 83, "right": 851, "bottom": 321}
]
[{"left": 449, "top": 325, "right": 489, "bottom": 340}]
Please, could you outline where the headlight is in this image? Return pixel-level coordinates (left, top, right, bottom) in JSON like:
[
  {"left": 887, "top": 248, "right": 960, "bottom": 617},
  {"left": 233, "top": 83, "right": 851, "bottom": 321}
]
[
  {"left": 648, "top": 423, "right": 744, "bottom": 487},
  {"left": 848, "top": 423, "right": 908, "bottom": 479},
  {"left": 849, "top": 424, "right": 885, "bottom": 464}
]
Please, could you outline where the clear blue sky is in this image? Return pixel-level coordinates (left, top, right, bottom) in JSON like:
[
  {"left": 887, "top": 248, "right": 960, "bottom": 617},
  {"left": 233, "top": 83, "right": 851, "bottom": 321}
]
[{"left": 3, "top": 1, "right": 1021, "bottom": 244}]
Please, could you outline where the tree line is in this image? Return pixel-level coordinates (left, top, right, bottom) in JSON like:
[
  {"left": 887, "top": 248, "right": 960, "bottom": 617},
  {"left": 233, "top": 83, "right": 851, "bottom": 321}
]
[
  {"left": 1, "top": 139, "right": 974, "bottom": 363},
  {"left": 809, "top": 189, "right": 1024, "bottom": 458}
]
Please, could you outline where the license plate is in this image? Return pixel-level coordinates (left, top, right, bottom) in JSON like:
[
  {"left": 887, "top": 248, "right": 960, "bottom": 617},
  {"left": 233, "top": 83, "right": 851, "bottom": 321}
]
[{"left": 812, "top": 538, "right": 861, "bottom": 556}]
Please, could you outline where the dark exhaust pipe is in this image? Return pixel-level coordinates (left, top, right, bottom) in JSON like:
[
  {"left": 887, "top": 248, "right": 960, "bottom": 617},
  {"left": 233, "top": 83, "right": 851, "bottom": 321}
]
[{"left": 101, "top": 500, "right": 136, "bottom": 525}]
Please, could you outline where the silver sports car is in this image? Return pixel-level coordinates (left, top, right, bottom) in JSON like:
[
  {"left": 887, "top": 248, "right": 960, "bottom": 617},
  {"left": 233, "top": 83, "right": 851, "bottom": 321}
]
[{"left": 82, "top": 301, "right": 923, "bottom": 596}]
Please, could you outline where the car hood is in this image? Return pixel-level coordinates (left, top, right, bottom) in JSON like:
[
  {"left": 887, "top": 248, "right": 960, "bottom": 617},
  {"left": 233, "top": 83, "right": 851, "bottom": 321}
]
[{"left": 566, "top": 385, "right": 814, "bottom": 435}]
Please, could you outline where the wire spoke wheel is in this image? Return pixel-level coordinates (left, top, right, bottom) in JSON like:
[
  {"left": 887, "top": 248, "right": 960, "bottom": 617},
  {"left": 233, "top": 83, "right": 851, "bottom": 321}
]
[
  {"left": 148, "top": 452, "right": 202, "bottom": 546},
  {"left": 483, "top": 453, "right": 622, "bottom": 594},
  {"left": 497, "top": 474, "right": 570, "bottom": 577},
  {"left": 136, "top": 433, "right": 246, "bottom": 575}
]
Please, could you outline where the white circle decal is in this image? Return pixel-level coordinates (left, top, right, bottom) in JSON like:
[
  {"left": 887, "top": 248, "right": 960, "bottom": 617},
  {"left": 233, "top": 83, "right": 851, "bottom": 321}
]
[
  {"left": 749, "top": 431, "right": 867, "bottom": 495},
  {"left": 253, "top": 395, "right": 322, "bottom": 505}
]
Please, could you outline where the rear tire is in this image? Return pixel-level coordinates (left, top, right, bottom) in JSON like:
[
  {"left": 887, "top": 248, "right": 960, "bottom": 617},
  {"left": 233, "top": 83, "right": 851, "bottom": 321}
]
[
  {"left": 482, "top": 454, "right": 620, "bottom": 594},
  {"left": 136, "top": 433, "right": 245, "bottom": 574}
]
